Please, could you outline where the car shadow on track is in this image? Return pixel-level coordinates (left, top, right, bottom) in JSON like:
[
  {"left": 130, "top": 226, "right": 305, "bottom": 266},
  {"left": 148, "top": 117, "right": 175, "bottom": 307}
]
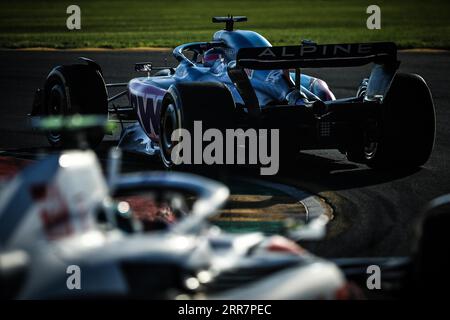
[
  {"left": 202, "top": 150, "right": 423, "bottom": 192},
  {"left": 283, "top": 152, "right": 422, "bottom": 190}
]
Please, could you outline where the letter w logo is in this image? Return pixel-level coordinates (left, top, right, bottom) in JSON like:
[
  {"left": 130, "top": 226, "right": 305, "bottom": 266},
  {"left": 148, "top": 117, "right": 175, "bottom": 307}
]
[{"left": 134, "top": 94, "right": 161, "bottom": 135}]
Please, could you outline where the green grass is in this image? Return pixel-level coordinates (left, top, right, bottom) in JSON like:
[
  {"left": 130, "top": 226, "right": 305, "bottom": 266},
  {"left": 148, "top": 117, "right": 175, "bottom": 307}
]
[{"left": 0, "top": 0, "right": 449, "bottom": 49}]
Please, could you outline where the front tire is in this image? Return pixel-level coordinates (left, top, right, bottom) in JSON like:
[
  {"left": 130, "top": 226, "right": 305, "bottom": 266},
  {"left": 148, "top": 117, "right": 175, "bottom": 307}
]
[{"left": 43, "top": 64, "right": 108, "bottom": 148}]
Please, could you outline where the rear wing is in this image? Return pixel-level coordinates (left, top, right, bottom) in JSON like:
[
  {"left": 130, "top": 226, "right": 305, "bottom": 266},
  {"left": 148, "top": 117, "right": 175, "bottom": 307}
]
[
  {"left": 236, "top": 42, "right": 397, "bottom": 69},
  {"left": 236, "top": 42, "right": 400, "bottom": 101}
]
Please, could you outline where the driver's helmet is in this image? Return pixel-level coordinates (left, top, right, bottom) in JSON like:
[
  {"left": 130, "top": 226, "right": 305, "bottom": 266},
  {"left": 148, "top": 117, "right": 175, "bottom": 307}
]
[{"left": 202, "top": 48, "right": 225, "bottom": 67}]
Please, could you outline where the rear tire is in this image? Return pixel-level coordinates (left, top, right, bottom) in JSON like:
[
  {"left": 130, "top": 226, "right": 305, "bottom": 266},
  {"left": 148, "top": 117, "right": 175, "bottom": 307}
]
[
  {"left": 159, "top": 82, "right": 235, "bottom": 168},
  {"left": 347, "top": 73, "right": 435, "bottom": 169},
  {"left": 43, "top": 64, "right": 108, "bottom": 148}
]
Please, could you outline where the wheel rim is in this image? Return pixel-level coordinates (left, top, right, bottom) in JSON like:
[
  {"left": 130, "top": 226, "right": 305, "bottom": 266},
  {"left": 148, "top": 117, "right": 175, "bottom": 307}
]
[{"left": 364, "top": 142, "right": 378, "bottom": 160}]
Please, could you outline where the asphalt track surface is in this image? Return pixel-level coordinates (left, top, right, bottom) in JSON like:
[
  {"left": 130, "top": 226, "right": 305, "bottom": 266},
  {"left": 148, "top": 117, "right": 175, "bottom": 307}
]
[{"left": 0, "top": 49, "right": 449, "bottom": 259}]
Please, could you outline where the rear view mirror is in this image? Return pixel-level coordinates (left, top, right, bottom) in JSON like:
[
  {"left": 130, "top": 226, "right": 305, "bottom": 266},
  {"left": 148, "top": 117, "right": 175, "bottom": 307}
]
[{"left": 135, "top": 62, "right": 152, "bottom": 75}]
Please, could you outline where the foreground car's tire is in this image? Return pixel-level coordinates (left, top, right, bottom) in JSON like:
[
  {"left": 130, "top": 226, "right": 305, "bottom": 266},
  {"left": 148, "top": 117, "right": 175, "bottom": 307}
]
[
  {"left": 408, "top": 194, "right": 450, "bottom": 297},
  {"left": 347, "top": 73, "right": 435, "bottom": 169},
  {"left": 159, "top": 82, "right": 235, "bottom": 168},
  {"left": 43, "top": 64, "right": 108, "bottom": 148}
]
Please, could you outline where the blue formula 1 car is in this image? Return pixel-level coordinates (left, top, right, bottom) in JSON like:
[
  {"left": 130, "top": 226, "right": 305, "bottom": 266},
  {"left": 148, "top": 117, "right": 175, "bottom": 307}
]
[{"left": 31, "top": 16, "right": 436, "bottom": 170}]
